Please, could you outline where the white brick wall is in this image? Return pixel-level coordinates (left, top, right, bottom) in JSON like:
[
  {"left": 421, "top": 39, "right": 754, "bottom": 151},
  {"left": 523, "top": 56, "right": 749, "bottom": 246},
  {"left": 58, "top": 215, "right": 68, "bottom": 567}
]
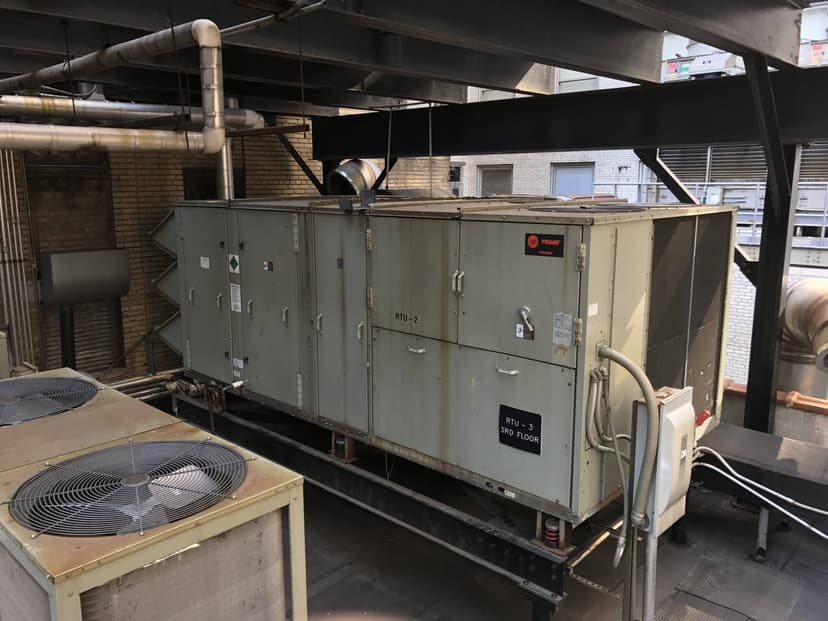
[{"left": 455, "top": 149, "right": 643, "bottom": 201}]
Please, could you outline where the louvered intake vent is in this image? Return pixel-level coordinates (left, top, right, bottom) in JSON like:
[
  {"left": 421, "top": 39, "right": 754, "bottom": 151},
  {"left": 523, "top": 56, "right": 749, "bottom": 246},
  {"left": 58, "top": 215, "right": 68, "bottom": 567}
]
[
  {"left": 0, "top": 377, "right": 98, "bottom": 426},
  {"left": 8, "top": 440, "right": 248, "bottom": 537}
]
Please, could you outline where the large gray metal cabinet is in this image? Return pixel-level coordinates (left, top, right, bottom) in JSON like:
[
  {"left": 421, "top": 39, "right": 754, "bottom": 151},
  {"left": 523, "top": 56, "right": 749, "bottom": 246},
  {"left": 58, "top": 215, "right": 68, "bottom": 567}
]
[{"left": 175, "top": 198, "right": 735, "bottom": 524}]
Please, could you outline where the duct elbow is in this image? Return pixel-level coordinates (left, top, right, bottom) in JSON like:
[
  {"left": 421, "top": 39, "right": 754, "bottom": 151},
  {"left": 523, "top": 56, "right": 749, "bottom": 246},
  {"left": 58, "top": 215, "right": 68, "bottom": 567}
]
[
  {"left": 190, "top": 19, "right": 221, "bottom": 48},
  {"left": 242, "top": 109, "right": 266, "bottom": 129},
  {"left": 201, "top": 127, "right": 226, "bottom": 154}
]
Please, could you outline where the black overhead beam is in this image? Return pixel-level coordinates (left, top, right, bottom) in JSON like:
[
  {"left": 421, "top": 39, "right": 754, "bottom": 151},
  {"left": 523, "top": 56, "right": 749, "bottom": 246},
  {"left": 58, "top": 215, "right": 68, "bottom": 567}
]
[
  {"left": 312, "top": 67, "right": 828, "bottom": 160},
  {"left": 251, "top": 0, "right": 663, "bottom": 83},
  {"left": 0, "top": 3, "right": 557, "bottom": 96},
  {"left": 578, "top": 0, "right": 803, "bottom": 68}
]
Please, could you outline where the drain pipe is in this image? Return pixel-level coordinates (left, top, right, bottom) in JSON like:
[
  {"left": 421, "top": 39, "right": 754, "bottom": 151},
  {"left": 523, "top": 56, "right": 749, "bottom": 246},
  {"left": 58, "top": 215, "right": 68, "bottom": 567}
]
[
  {"left": 0, "top": 20, "right": 225, "bottom": 154},
  {"left": 217, "top": 96, "right": 238, "bottom": 200},
  {"left": 0, "top": 95, "right": 265, "bottom": 130}
]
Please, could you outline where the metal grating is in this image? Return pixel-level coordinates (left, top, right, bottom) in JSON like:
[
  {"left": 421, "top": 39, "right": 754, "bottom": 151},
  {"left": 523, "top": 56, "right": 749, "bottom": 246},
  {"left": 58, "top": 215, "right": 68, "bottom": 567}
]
[
  {"left": 655, "top": 599, "right": 725, "bottom": 621},
  {"left": 7, "top": 440, "right": 248, "bottom": 537},
  {"left": 0, "top": 377, "right": 98, "bottom": 426}
]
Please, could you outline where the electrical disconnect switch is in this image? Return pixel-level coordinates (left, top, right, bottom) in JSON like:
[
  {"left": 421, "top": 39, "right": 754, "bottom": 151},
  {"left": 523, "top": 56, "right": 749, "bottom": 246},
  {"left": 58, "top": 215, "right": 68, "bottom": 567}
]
[{"left": 633, "top": 386, "right": 696, "bottom": 537}]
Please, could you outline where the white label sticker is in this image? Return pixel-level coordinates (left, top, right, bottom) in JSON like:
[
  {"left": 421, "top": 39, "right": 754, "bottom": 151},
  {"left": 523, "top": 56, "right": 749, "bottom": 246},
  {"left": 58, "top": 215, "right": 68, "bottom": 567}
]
[
  {"left": 553, "top": 312, "right": 573, "bottom": 345},
  {"left": 199, "top": 256, "right": 210, "bottom": 269},
  {"left": 230, "top": 283, "right": 242, "bottom": 312},
  {"left": 515, "top": 323, "right": 524, "bottom": 338},
  {"left": 588, "top": 302, "right": 599, "bottom": 317},
  {"left": 228, "top": 254, "right": 240, "bottom": 273},
  {"left": 233, "top": 369, "right": 241, "bottom": 378},
  {"left": 233, "top": 357, "right": 244, "bottom": 369}
]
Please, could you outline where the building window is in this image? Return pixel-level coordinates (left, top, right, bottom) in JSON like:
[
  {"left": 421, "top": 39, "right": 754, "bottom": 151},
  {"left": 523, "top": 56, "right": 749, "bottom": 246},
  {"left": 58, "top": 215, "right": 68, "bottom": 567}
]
[
  {"left": 478, "top": 165, "right": 513, "bottom": 197},
  {"left": 449, "top": 164, "right": 463, "bottom": 197},
  {"left": 551, "top": 163, "right": 595, "bottom": 196}
]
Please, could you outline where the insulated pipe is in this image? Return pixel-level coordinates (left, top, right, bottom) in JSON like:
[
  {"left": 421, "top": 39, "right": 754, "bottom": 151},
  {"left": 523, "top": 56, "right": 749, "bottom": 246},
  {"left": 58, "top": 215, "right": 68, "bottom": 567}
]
[
  {"left": 0, "top": 20, "right": 225, "bottom": 154},
  {"left": 782, "top": 278, "right": 828, "bottom": 370},
  {"left": 598, "top": 345, "right": 659, "bottom": 529},
  {"left": 0, "top": 95, "right": 265, "bottom": 129}
]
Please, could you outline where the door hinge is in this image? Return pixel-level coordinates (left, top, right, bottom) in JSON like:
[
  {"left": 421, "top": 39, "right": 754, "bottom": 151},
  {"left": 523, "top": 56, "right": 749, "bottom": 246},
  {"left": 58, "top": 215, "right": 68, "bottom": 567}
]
[
  {"left": 292, "top": 214, "right": 300, "bottom": 253},
  {"left": 574, "top": 317, "right": 583, "bottom": 346},
  {"left": 366, "top": 286, "right": 374, "bottom": 311},
  {"left": 365, "top": 228, "right": 373, "bottom": 253},
  {"left": 297, "top": 373, "right": 303, "bottom": 409},
  {"left": 577, "top": 242, "right": 586, "bottom": 272}
]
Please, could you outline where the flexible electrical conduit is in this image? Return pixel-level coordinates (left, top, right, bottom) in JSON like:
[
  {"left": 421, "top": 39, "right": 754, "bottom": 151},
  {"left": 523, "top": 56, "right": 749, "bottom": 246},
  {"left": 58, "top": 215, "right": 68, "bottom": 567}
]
[{"left": 598, "top": 345, "right": 659, "bottom": 528}]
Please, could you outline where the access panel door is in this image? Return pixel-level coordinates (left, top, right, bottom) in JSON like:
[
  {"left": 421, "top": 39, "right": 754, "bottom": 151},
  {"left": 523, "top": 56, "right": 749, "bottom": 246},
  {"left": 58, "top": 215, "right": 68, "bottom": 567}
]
[
  {"left": 178, "top": 207, "right": 231, "bottom": 383},
  {"left": 237, "top": 210, "right": 301, "bottom": 407},
  {"left": 370, "top": 216, "right": 460, "bottom": 343},
  {"left": 458, "top": 221, "right": 582, "bottom": 368},
  {"left": 314, "top": 213, "right": 369, "bottom": 433}
]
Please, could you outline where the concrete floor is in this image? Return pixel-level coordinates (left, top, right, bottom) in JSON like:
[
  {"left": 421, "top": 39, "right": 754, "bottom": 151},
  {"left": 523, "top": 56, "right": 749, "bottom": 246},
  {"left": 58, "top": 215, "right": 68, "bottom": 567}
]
[{"left": 302, "top": 484, "right": 828, "bottom": 620}]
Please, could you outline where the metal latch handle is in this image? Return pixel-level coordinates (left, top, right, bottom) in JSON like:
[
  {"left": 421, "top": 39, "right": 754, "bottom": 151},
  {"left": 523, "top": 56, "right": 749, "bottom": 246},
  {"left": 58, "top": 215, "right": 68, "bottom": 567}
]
[
  {"left": 316, "top": 313, "right": 323, "bottom": 332},
  {"left": 519, "top": 306, "right": 535, "bottom": 335},
  {"left": 216, "top": 293, "right": 223, "bottom": 309},
  {"left": 282, "top": 306, "right": 289, "bottom": 323},
  {"left": 407, "top": 345, "right": 426, "bottom": 354},
  {"left": 356, "top": 321, "right": 364, "bottom": 343},
  {"left": 496, "top": 365, "right": 520, "bottom": 376},
  {"left": 451, "top": 270, "right": 459, "bottom": 294},
  {"left": 457, "top": 271, "right": 465, "bottom": 295},
  {"left": 247, "top": 299, "right": 253, "bottom": 316},
  {"left": 188, "top": 287, "right": 195, "bottom": 304}
]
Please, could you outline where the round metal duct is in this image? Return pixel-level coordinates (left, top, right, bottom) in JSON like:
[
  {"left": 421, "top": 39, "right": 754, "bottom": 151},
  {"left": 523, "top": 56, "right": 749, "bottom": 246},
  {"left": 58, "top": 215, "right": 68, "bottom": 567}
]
[
  {"left": 0, "top": 376, "right": 98, "bottom": 426},
  {"left": 325, "top": 159, "right": 381, "bottom": 195},
  {"left": 9, "top": 439, "right": 247, "bottom": 537}
]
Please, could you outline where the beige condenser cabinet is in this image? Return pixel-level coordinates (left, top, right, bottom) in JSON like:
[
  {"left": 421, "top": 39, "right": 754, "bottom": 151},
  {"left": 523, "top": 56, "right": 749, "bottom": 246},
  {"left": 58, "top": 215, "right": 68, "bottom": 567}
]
[{"left": 173, "top": 198, "right": 735, "bottom": 526}]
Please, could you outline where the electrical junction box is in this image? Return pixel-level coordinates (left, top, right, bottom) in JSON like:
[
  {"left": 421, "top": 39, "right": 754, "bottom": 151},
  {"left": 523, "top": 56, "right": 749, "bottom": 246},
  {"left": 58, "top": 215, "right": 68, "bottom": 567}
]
[
  {"left": 633, "top": 386, "right": 696, "bottom": 537},
  {"left": 172, "top": 197, "right": 734, "bottom": 526}
]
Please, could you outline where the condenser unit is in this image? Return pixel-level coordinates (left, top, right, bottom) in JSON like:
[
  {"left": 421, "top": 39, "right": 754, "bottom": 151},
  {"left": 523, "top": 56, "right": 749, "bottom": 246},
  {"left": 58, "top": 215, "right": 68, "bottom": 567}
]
[
  {"left": 0, "top": 370, "right": 307, "bottom": 621},
  {"left": 171, "top": 197, "right": 734, "bottom": 528}
]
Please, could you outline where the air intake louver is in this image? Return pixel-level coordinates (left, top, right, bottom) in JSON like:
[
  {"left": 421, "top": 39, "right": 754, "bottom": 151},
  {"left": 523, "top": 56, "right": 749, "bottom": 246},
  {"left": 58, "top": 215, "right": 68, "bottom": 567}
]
[
  {"left": 0, "top": 377, "right": 97, "bottom": 426},
  {"left": 8, "top": 439, "right": 247, "bottom": 537}
]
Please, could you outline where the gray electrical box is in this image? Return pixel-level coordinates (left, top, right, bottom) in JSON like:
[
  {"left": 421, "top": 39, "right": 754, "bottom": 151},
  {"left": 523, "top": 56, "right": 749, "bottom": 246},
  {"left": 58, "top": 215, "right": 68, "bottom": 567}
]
[{"left": 174, "top": 198, "right": 735, "bottom": 524}]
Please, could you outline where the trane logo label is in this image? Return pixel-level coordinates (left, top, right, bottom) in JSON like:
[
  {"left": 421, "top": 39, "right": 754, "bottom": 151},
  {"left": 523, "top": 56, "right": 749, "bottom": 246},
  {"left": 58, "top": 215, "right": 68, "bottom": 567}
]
[{"left": 524, "top": 233, "right": 564, "bottom": 257}]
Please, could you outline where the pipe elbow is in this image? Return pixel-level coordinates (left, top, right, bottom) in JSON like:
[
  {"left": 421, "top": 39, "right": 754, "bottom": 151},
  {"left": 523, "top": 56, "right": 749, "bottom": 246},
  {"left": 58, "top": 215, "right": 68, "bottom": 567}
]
[
  {"left": 191, "top": 19, "right": 221, "bottom": 48},
  {"left": 201, "top": 127, "right": 226, "bottom": 154},
  {"left": 244, "top": 110, "right": 266, "bottom": 129}
]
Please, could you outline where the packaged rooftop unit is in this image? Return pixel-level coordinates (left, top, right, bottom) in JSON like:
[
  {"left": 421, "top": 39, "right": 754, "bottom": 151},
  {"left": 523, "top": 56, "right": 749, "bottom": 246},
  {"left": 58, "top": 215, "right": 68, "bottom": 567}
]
[
  {"left": 171, "top": 197, "right": 734, "bottom": 527},
  {"left": 0, "top": 369, "right": 307, "bottom": 621}
]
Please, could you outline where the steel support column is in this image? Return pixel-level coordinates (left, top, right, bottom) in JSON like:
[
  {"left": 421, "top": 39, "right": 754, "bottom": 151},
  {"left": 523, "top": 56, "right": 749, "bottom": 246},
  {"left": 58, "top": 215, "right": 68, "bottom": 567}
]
[
  {"left": 276, "top": 133, "right": 326, "bottom": 195},
  {"left": 743, "top": 54, "right": 801, "bottom": 433}
]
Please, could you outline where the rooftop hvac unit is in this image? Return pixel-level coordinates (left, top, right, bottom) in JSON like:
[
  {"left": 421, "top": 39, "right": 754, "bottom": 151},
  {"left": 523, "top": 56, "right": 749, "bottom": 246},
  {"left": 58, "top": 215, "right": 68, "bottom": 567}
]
[{"left": 0, "top": 369, "right": 307, "bottom": 621}]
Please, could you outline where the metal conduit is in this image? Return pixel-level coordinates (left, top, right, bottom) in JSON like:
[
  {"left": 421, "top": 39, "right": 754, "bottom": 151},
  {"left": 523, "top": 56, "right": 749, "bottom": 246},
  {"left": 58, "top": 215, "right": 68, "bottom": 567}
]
[
  {"left": 0, "top": 20, "right": 226, "bottom": 154},
  {"left": 0, "top": 95, "right": 265, "bottom": 129}
]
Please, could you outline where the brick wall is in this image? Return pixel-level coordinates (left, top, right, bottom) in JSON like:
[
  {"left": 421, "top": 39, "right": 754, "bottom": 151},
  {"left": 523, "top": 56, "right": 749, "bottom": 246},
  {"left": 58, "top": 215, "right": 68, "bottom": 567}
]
[{"left": 4, "top": 115, "right": 449, "bottom": 379}]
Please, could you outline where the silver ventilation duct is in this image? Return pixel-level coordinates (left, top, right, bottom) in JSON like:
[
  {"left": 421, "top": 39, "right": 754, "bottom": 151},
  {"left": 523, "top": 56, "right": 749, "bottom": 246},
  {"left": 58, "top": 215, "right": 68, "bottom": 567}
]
[
  {"left": 0, "top": 20, "right": 226, "bottom": 154},
  {"left": 325, "top": 159, "right": 382, "bottom": 195},
  {"left": 782, "top": 278, "right": 828, "bottom": 371}
]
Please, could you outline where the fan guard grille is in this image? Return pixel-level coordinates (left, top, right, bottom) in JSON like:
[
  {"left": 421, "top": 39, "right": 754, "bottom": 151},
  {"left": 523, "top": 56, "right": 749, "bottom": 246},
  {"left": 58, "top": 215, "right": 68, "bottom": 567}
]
[
  {"left": 8, "top": 440, "right": 248, "bottom": 537},
  {"left": 0, "top": 377, "right": 98, "bottom": 426}
]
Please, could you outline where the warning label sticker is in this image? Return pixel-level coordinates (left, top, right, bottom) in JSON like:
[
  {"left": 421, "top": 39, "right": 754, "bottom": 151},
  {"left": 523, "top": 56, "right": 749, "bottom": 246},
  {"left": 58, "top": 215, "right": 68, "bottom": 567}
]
[
  {"left": 230, "top": 283, "right": 242, "bottom": 312},
  {"left": 553, "top": 312, "right": 573, "bottom": 345},
  {"left": 228, "top": 254, "right": 240, "bottom": 273},
  {"left": 199, "top": 256, "right": 210, "bottom": 269}
]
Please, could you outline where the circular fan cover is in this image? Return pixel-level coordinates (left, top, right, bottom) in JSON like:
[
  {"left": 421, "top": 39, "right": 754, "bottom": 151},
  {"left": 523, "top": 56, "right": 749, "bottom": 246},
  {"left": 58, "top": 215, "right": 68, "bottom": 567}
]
[
  {"left": 0, "top": 377, "right": 98, "bottom": 426},
  {"left": 9, "top": 440, "right": 247, "bottom": 537}
]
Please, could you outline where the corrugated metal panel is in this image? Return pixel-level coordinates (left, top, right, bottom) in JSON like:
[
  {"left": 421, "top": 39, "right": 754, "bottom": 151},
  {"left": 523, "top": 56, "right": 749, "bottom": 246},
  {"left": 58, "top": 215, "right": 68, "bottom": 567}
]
[
  {"left": 800, "top": 141, "right": 828, "bottom": 180},
  {"left": 658, "top": 147, "right": 709, "bottom": 182},
  {"left": 709, "top": 145, "right": 767, "bottom": 181}
]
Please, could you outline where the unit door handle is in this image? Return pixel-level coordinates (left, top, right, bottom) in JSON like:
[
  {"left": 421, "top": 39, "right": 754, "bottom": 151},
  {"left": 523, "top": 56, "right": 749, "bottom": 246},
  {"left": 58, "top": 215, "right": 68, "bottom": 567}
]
[
  {"left": 496, "top": 365, "right": 520, "bottom": 376},
  {"left": 451, "top": 270, "right": 459, "bottom": 294},
  {"left": 188, "top": 287, "right": 195, "bottom": 304},
  {"left": 316, "top": 313, "right": 323, "bottom": 332},
  {"left": 457, "top": 271, "right": 465, "bottom": 295},
  {"left": 407, "top": 345, "right": 426, "bottom": 354},
  {"left": 247, "top": 299, "right": 253, "bottom": 316},
  {"left": 282, "top": 306, "right": 289, "bottom": 323},
  {"left": 216, "top": 293, "right": 223, "bottom": 309},
  {"left": 356, "top": 321, "right": 364, "bottom": 343}
]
